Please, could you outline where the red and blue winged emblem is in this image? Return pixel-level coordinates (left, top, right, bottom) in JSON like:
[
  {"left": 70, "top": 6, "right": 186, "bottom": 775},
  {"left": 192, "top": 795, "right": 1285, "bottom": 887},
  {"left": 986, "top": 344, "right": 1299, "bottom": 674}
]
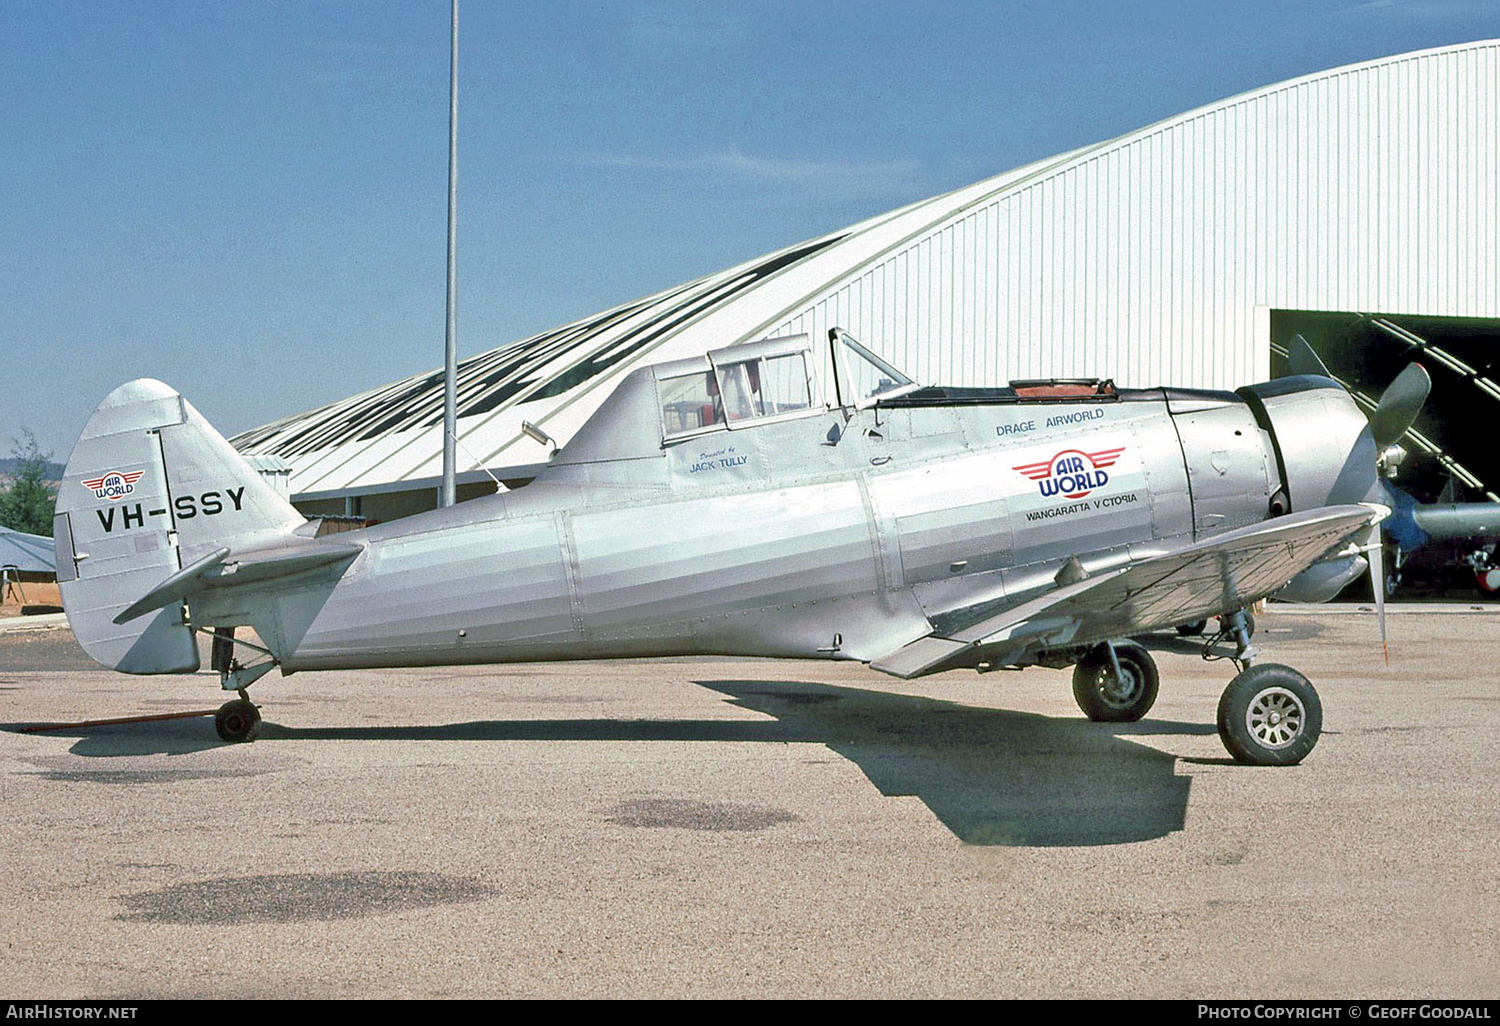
[
  {"left": 1013, "top": 447, "right": 1125, "bottom": 499},
  {"left": 81, "top": 469, "right": 145, "bottom": 502}
]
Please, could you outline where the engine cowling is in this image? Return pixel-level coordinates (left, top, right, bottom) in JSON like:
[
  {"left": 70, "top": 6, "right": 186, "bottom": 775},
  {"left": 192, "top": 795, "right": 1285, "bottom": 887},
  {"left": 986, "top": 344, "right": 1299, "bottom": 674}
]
[{"left": 1240, "top": 374, "right": 1381, "bottom": 603}]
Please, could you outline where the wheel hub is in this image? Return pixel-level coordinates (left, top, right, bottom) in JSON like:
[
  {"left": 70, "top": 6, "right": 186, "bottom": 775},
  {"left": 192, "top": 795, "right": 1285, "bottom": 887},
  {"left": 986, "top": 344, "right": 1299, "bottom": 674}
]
[
  {"left": 1101, "top": 666, "right": 1139, "bottom": 705},
  {"left": 1245, "top": 687, "right": 1305, "bottom": 749}
]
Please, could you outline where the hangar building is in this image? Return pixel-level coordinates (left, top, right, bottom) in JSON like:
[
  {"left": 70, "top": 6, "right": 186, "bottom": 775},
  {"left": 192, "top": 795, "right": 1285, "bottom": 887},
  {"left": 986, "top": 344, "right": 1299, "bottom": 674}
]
[{"left": 232, "top": 39, "right": 1500, "bottom": 523}]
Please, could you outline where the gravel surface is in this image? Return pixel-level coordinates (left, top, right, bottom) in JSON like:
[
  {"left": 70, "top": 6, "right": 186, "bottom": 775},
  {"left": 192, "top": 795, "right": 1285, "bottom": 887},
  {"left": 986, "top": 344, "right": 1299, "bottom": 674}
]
[{"left": 0, "top": 610, "right": 1496, "bottom": 998}]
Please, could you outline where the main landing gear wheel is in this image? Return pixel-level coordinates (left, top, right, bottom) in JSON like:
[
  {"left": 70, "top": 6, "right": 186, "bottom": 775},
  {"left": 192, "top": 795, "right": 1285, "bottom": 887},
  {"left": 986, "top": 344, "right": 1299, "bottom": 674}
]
[
  {"left": 215, "top": 698, "right": 261, "bottom": 743},
  {"left": 1176, "top": 619, "right": 1208, "bottom": 637},
  {"left": 1216, "top": 664, "right": 1321, "bottom": 766},
  {"left": 1072, "top": 640, "right": 1160, "bottom": 722}
]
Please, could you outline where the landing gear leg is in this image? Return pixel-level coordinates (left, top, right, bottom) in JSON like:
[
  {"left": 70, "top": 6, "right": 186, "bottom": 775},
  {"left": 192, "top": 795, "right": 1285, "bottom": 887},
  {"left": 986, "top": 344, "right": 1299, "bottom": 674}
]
[
  {"left": 1205, "top": 608, "right": 1258, "bottom": 672},
  {"left": 1221, "top": 608, "right": 1256, "bottom": 653},
  {"left": 1210, "top": 610, "right": 1321, "bottom": 764}
]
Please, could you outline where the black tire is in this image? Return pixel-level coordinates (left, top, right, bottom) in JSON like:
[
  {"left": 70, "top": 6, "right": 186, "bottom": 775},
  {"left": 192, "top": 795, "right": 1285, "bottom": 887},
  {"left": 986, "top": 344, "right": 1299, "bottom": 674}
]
[
  {"left": 1216, "top": 664, "right": 1321, "bottom": 766},
  {"left": 1071, "top": 640, "right": 1160, "bottom": 722},
  {"left": 215, "top": 698, "right": 261, "bottom": 743},
  {"left": 1176, "top": 619, "right": 1208, "bottom": 637}
]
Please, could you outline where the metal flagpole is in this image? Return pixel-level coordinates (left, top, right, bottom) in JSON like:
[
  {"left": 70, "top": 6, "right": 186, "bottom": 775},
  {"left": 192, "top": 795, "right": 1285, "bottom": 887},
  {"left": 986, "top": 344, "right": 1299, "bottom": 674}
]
[{"left": 441, "top": 0, "right": 459, "bottom": 507}]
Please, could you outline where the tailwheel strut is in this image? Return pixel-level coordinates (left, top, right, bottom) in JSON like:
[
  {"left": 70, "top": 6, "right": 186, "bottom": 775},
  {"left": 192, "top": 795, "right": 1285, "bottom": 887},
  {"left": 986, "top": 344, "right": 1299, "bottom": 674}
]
[{"left": 196, "top": 626, "right": 278, "bottom": 743}]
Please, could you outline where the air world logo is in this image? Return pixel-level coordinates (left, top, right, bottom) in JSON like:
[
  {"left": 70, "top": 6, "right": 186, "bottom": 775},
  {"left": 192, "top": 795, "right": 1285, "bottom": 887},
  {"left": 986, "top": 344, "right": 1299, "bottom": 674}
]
[
  {"left": 81, "top": 470, "right": 145, "bottom": 502},
  {"left": 1013, "top": 448, "right": 1125, "bottom": 499}
]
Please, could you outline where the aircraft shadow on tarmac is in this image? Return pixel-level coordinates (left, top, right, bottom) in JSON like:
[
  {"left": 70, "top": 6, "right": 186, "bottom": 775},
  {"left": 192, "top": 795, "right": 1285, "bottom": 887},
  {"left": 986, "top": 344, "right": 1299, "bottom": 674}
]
[
  {"left": 697, "top": 680, "right": 1205, "bottom": 846},
  {"left": 5, "top": 678, "right": 1215, "bottom": 847}
]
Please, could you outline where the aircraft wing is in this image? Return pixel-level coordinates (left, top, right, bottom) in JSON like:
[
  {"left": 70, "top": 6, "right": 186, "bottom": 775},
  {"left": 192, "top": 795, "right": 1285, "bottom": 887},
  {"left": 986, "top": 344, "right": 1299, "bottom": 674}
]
[{"left": 870, "top": 504, "right": 1384, "bottom": 679}]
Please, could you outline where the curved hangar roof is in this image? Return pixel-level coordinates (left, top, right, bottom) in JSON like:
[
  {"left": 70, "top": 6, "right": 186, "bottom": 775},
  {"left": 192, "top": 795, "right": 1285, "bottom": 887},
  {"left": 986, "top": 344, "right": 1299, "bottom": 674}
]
[{"left": 234, "top": 39, "right": 1500, "bottom": 501}]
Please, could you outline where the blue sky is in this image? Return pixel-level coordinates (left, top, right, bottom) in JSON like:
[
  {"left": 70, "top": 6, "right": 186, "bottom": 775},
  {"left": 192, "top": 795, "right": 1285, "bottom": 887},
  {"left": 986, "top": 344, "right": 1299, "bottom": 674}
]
[{"left": 4, "top": 0, "right": 1499, "bottom": 459}]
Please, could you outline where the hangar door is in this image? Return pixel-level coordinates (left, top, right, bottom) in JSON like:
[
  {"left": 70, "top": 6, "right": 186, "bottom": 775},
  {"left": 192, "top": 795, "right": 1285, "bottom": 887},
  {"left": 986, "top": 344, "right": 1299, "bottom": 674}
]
[{"left": 1271, "top": 310, "right": 1500, "bottom": 506}]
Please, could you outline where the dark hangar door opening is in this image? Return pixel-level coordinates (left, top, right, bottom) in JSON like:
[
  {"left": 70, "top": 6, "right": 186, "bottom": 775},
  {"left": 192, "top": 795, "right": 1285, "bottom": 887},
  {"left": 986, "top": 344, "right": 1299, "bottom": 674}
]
[{"left": 1270, "top": 310, "right": 1500, "bottom": 506}]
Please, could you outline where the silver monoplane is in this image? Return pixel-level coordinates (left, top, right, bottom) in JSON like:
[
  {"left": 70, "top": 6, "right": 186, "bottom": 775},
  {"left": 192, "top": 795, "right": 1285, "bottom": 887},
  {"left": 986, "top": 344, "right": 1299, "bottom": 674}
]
[{"left": 54, "top": 330, "right": 1430, "bottom": 764}]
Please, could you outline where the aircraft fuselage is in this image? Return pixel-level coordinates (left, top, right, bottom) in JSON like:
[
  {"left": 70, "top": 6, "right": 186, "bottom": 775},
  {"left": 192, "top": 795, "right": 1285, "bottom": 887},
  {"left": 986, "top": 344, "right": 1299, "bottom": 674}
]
[{"left": 193, "top": 382, "right": 1338, "bottom": 673}]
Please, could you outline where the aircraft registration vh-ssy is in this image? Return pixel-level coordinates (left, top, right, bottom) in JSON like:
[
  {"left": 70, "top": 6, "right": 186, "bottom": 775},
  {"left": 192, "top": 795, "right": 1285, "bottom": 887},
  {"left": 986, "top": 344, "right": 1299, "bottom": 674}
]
[{"left": 53, "top": 330, "right": 1431, "bottom": 765}]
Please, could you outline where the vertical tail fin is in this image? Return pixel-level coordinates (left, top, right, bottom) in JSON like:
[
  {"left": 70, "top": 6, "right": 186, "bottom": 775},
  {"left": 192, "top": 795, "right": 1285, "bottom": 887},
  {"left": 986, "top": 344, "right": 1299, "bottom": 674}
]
[{"left": 55, "top": 379, "right": 305, "bottom": 673}]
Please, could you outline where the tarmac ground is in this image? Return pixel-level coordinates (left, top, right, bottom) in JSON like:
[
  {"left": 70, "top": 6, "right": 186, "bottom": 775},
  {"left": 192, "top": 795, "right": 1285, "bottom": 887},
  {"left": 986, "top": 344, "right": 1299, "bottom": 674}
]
[{"left": 0, "top": 607, "right": 1496, "bottom": 999}]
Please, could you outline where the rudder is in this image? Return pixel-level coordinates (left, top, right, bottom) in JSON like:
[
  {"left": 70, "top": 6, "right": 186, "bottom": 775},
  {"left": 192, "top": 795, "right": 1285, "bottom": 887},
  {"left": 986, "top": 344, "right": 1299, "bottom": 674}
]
[{"left": 55, "top": 379, "right": 305, "bottom": 673}]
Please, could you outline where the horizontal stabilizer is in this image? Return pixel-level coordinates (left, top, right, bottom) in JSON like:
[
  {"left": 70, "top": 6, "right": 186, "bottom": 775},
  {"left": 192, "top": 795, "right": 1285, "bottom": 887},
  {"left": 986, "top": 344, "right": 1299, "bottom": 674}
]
[
  {"left": 112, "top": 538, "right": 362, "bottom": 625},
  {"left": 113, "top": 546, "right": 231, "bottom": 624}
]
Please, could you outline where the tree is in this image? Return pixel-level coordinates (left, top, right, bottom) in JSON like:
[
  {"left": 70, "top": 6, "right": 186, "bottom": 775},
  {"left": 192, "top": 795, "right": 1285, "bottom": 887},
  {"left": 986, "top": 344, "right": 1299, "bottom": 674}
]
[{"left": 0, "top": 430, "right": 57, "bottom": 536}]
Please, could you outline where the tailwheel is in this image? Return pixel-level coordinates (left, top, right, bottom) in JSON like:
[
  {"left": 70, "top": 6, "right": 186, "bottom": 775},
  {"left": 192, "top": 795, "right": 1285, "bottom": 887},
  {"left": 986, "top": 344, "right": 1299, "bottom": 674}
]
[
  {"left": 1072, "top": 639, "right": 1159, "bottom": 722},
  {"left": 215, "top": 698, "right": 261, "bottom": 744},
  {"left": 1216, "top": 664, "right": 1321, "bottom": 766}
]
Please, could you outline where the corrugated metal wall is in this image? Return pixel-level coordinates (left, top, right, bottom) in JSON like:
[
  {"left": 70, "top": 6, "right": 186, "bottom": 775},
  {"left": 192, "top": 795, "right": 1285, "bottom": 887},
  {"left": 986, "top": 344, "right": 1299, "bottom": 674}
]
[
  {"left": 240, "top": 40, "right": 1500, "bottom": 502},
  {"left": 760, "top": 41, "right": 1500, "bottom": 394}
]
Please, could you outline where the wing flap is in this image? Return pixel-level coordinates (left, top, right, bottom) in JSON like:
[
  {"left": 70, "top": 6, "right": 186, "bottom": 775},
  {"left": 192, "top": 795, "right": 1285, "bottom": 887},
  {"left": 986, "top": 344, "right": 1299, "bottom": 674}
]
[{"left": 869, "top": 636, "right": 969, "bottom": 678}]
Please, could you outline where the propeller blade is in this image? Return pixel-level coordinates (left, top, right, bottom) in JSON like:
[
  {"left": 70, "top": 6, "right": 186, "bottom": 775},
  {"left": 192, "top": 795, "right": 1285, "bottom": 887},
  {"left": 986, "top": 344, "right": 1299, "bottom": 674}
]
[
  {"left": 1288, "top": 334, "right": 1333, "bottom": 377},
  {"left": 1371, "top": 363, "right": 1432, "bottom": 449},
  {"left": 1365, "top": 522, "right": 1388, "bottom": 665}
]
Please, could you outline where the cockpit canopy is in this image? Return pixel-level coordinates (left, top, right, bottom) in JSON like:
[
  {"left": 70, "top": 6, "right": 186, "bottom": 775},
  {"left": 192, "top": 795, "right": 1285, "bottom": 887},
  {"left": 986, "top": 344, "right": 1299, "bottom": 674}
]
[
  {"left": 550, "top": 330, "right": 922, "bottom": 466},
  {"left": 655, "top": 329, "right": 922, "bottom": 441},
  {"left": 656, "top": 334, "right": 819, "bottom": 439}
]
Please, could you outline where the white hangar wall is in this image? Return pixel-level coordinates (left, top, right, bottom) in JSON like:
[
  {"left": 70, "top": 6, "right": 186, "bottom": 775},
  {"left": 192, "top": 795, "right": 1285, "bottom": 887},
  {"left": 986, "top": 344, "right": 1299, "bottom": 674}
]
[
  {"left": 763, "top": 40, "right": 1500, "bottom": 393},
  {"left": 235, "top": 40, "right": 1500, "bottom": 511}
]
